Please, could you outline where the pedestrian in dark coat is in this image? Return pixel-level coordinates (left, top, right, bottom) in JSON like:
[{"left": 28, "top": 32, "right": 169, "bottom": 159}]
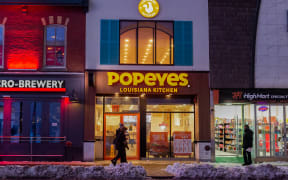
[
  {"left": 111, "top": 123, "right": 128, "bottom": 166},
  {"left": 243, "top": 124, "right": 253, "bottom": 166}
]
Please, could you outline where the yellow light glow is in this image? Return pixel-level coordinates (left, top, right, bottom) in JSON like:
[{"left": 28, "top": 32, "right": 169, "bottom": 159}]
[
  {"left": 125, "top": 44, "right": 129, "bottom": 47},
  {"left": 125, "top": 39, "right": 129, "bottom": 42},
  {"left": 149, "top": 39, "right": 153, "bottom": 42}
]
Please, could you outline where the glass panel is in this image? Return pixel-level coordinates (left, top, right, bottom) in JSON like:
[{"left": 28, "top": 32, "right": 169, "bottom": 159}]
[
  {"left": 270, "top": 105, "right": 285, "bottom": 156},
  {"left": 138, "top": 28, "right": 154, "bottom": 64},
  {"left": 0, "top": 26, "right": 3, "bottom": 67},
  {"left": 46, "top": 26, "right": 65, "bottom": 67},
  {"left": 256, "top": 105, "right": 270, "bottom": 157},
  {"left": 30, "top": 102, "right": 42, "bottom": 143},
  {"left": 55, "top": 27, "right": 65, "bottom": 46},
  {"left": 120, "top": 30, "right": 137, "bottom": 64},
  {"left": 244, "top": 104, "right": 256, "bottom": 158},
  {"left": 171, "top": 113, "right": 194, "bottom": 158},
  {"left": 49, "top": 102, "right": 61, "bottom": 142},
  {"left": 146, "top": 113, "right": 170, "bottom": 158},
  {"left": 214, "top": 105, "right": 242, "bottom": 156},
  {"left": 0, "top": 102, "right": 3, "bottom": 141},
  {"left": 11, "top": 102, "right": 22, "bottom": 143},
  {"left": 46, "top": 26, "right": 56, "bottom": 46},
  {"left": 147, "top": 98, "right": 194, "bottom": 112},
  {"left": 123, "top": 115, "right": 138, "bottom": 157},
  {"left": 105, "top": 115, "right": 121, "bottom": 158},
  {"left": 147, "top": 104, "right": 194, "bottom": 112},
  {"left": 105, "top": 97, "right": 139, "bottom": 113},
  {"left": 95, "top": 97, "right": 103, "bottom": 139},
  {"left": 156, "top": 30, "right": 171, "bottom": 64}
]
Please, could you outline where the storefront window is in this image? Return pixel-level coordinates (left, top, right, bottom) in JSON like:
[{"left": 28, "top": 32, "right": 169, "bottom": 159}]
[
  {"left": 49, "top": 102, "right": 61, "bottom": 142},
  {"left": 11, "top": 101, "right": 22, "bottom": 143},
  {"left": 30, "top": 102, "right": 42, "bottom": 143},
  {"left": 256, "top": 104, "right": 270, "bottom": 157},
  {"left": 146, "top": 98, "right": 194, "bottom": 159},
  {"left": 270, "top": 105, "right": 285, "bottom": 156},
  {"left": 45, "top": 25, "right": 66, "bottom": 67},
  {"left": 120, "top": 21, "right": 173, "bottom": 65},
  {"left": 214, "top": 105, "right": 242, "bottom": 156},
  {"left": 171, "top": 113, "right": 194, "bottom": 157},
  {"left": 95, "top": 97, "right": 104, "bottom": 138},
  {"left": 147, "top": 113, "right": 170, "bottom": 158},
  {"left": 0, "top": 102, "right": 3, "bottom": 141},
  {"left": 0, "top": 25, "right": 4, "bottom": 68},
  {"left": 104, "top": 97, "right": 139, "bottom": 113},
  {"left": 244, "top": 104, "right": 256, "bottom": 157}
]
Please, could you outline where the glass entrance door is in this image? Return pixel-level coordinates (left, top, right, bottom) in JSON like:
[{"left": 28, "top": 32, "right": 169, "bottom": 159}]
[{"left": 104, "top": 113, "right": 140, "bottom": 160}]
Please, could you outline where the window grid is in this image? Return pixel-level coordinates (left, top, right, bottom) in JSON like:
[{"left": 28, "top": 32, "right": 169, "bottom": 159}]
[
  {"left": 44, "top": 24, "right": 67, "bottom": 69},
  {"left": 119, "top": 21, "right": 174, "bottom": 65}
]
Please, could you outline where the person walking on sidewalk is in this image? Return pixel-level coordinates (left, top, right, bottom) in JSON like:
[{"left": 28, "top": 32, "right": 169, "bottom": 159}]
[
  {"left": 111, "top": 123, "right": 129, "bottom": 166},
  {"left": 243, "top": 124, "right": 253, "bottom": 166}
]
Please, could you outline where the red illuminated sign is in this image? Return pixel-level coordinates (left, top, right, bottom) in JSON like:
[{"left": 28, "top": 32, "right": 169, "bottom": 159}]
[
  {"left": 0, "top": 88, "right": 66, "bottom": 92},
  {"left": 258, "top": 106, "right": 268, "bottom": 112}
]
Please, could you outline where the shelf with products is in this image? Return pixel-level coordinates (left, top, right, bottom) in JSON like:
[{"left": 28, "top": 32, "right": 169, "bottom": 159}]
[{"left": 215, "top": 117, "right": 242, "bottom": 154}]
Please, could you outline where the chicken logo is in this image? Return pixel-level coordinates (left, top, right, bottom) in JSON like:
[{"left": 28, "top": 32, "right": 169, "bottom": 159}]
[{"left": 138, "top": 0, "right": 159, "bottom": 18}]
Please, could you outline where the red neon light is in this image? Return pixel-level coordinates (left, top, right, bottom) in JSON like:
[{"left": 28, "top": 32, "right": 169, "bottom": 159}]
[
  {"left": 0, "top": 88, "right": 66, "bottom": 92},
  {"left": 7, "top": 50, "right": 39, "bottom": 70}
]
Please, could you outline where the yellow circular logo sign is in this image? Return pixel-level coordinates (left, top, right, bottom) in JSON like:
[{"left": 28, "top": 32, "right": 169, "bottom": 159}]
[{"left": 138, "top": 0, "right": 160, "bottom": 18}]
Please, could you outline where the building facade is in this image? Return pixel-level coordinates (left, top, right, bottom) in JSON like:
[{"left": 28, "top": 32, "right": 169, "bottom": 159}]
[
  {"left": 211, "top": 0, "right": 288, "bottom": 162},
  {"left": 0, "top": 0, "right": 87, "bottom": 161},
  {"left": 84, "top": 0, "right": 210, "bottom": 161}
]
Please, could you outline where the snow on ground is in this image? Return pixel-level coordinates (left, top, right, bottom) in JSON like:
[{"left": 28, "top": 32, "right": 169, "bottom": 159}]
[
  {"left": 0, "top": 163, "right": 146, "bottom": 180},
  {"left": 166, "top": 163, "right": 288, "bottom": 180}
]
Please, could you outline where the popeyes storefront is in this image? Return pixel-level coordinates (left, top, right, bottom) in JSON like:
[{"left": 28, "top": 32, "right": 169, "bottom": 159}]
[{"left": 84, "top": 71, "right": 211, "bottom": 161}]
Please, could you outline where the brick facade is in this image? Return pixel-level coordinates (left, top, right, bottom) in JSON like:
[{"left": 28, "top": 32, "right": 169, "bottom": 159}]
[
  {"left": 0, "top": 5, "right": 85, "bottom": 72},
  {"left": 209, "top": 0, "right": 260, "bottom": 88}
]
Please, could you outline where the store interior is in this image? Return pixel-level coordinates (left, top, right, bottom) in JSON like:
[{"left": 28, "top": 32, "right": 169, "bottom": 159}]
[{"left": 214, "top": 104, "right": 287, "bottom": 158}]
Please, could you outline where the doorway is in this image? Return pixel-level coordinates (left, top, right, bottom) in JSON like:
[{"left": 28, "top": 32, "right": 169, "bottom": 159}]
[{"left": 104, "top": 113, "right": 140, "bottom": 160}]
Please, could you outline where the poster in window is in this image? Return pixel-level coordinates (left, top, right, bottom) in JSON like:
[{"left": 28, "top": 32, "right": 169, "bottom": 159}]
[
  {"left": 149, "top": 132, "right": 169, "bottom": 157},
  {"left": 173, "top": 131, "right": 192, "bottom": 155},
  {"left": 46, "top": 46, "right": 64, "bottom": 66}
]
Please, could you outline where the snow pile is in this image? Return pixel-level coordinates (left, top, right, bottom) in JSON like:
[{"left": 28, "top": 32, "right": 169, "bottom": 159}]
[
  {"left": 166, "top": 163, "right": 288, "bottom": 180},
  {"left": 0, "top": 163, "right": 146, "bottom": 179},
  {"left": 104, "top": 163, "right": 146, "bottom": 179}
]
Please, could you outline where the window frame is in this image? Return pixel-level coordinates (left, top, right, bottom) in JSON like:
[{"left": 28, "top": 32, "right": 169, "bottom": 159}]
[
  {"left": 0, "top": 24, "right": 4, "bottom": 69},
  {"left": 119, "top": 20, "right": 174, "bottom": 66},
  {"left": 43, "top": 24, "right": 67, "bottom": 69}
]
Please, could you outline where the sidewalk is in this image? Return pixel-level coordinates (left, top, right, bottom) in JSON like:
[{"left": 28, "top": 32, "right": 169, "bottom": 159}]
[{"left": 0, "top": 160, "right": 195, "bottom": 177}]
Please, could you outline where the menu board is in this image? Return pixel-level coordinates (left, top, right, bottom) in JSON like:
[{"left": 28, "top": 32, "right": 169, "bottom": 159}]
[{"left": 173, "top": 131, "right": 192, "bottom": 155}]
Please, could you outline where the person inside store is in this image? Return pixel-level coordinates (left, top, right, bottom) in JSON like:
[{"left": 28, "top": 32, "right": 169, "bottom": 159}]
[
  {"left": 111, "top": 123, "right": 129, "bottom": 166},
  {"left": 243, "top": 124, "right": 253, "bottom": 166}
]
